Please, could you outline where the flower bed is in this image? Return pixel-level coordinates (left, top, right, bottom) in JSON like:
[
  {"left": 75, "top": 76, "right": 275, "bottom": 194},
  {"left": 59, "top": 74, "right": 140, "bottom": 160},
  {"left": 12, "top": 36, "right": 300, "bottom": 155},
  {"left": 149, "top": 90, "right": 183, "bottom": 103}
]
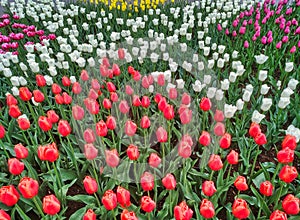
[{"left": 0, "top": 0, "right": 299, "bottom": 219}]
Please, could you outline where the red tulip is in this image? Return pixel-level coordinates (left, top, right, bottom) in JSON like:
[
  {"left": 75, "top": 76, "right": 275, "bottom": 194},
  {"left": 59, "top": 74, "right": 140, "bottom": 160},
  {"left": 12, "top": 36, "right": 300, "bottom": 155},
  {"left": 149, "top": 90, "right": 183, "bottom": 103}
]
[
  {"left": 83, "top": 209, "right": 96, "bottom": 220},
  {"left": 17, "top": 117, "right": 30, "bottom": 130},
  {"left": 169, "top": 88, "right": 178, "bottom": 100},
  {"left": 0, "top": 125, "right": 5, "bottom": 139},
  {"left": 282, "top": 194, "right": 299, "bottom": 215},
  {"left": 119, "top": 100, "right": 130, "bottom": 114},
  {"left": 83, "top": 176, "right": 98, "bottom": 194},
  {"left": 6, "top": 94, "right": 18, "bottom": 106},
  {"left": 62, "top": 92, "right": 72, "bottom": 104},
  {"left": 156, "top": 126, "right": 168, "bottom": 143},
  {"left": 140, "top": 115, "right": 151, "bottom": 129},
  {"left": 103, "top": 98, "right": 112, "bottom": 109},
  {"left": 80, "top": 70, "right": 89, "bottom": 81},
  {"left": 199, "top": 97, "right": 211, "bottom": 111},
  {"left": 214, "top": 122, "right": 225, "bottom": 136},
  {"left": 102, "top": 57, "right": 110, "bottom": 67},
  {"left": 84, "top": 144, "right": 98, "bottom": 160},
  {"left": 9, "top": 105, "right": 21, "bottom": 118},
  {"left": 200, "top": 199, "right": 215, "bottom": 219},
  {"left": 227, "top": 150, "right": 239, "bottom": 165},
  {"left": 277, "top": 148, "right": 294, "bottom": 164},
  {"left": 214, "top": 109, "right": 224, "bottom": 122},
  {"left": 117, "top": 186, "right": 131, "bottom": 208},
  {"left": 106, "top": 116, "right": 116, "bottom": 130},
  {"left": 249, "top": 122, "right": 261, "bottom": 138},
  {"left": 83, "top": 129, "right": 96, "bottom": 143},
  {"left": 141, "top": 172, "right": 154, "bottom": 191},
  {"left": 19, "top": 87, "right": 32, "bottom": 101},
  {"left": 199, "top": 131, "right": 211, "bottom": 146},
  {"left": 36, "top": 74, "right": 46, "bottom": 87},
  {"left": 174, "top": 201, "right": 193, "bottom": 220},
  {"left": 158, "top": 97, "right": 167, "bottom": 112},
  {"left": 37, "top": 143, "right": 59, "bottom": 162},
  {"left": 88, "top": 89, "right": 98, "bottom": 100},
  {"left": 148, "top": 153, "right": 161, "bottom": 168},
  {"left": 33, "top": 90, "right": 45, "bottom": 103},
  {"left": 51, "top": 83, "right": 62, "bottom": 95},
  {"left": 281, "top": 135, "right": 297, "bottom": 150},
  {"left": 102, "top": 190, "right": 117, "bottom": 210},
  {"left": 0, "top": 209, "right": 10, "bottom": 220},
  {"left": 279, "top": 165, "right": 298, "bottom": 183},
  {"left": 47, "top": 110, "right": 59, "bottom": 124},
  {"left": 208, "top": 154, "right": 223, "bottom": 171},
  {"left": 269, "top": 210, "right": 287, "bottom": 220},
  {"left": 57, "top": 120, "right": 71, "bottom": 137},
  {"left": 181, "top": 93, "right": 191, "bottom": 105},
  {"left": 132, "top": 95, "right": 141, "bottom": 107},
  {"left": 55, "top": 94, "right": 64, "bottom": 105},
  {"left": 42, "top": 194, "right": 60, "bottom": 215},
  {"left": 234, "top": 176, "right": 248, "bottom": 191},
  {"left": 124, "top": 120, "right": 137, "bottom": 137},
  {"left": 157, "top": 74, "right": 165, "bottom": 86},
  {"left": 202, "top": 181, "right": 217, "bottom": 197},
  {"left": 0, "top": 185, "right": 20, "bottom": 206},
  {"left": 14, "top": 143, "right": 28, "bottom": 159},
  {"left": 118, "top": 48, "right": 125, "bottom": 60},
  {"left": 219, "top": 133, "right": 231, "bottom": 149},
  {"left": 259, "top": 181, "right": 273, "bottom": 196},
  {"left": 162, "top": 173, "right": 176, "bottom": 190},
  {"left": 254, "top": 133, "right": 267, "bottom": 145},
  {"left": 178, "top": 139, "right": 192, "bottom": 159},
  {"left": 96, "top": 120, "right": 108, "bottom": 137},
  {"left": 72, "top": 105, "right": 85, "bottom": 120},
  {"left": 232, "top": 198, "right": 250, "bottom": 219},
  {"left": 84, "top": 98, "right": 99, "bottom": 115},
  {"left": 141, "top": 96, "right": 150, "bottom": 108},
  {"left": 72, "top": 82, "right": 82, "bottom": 94},
  {"left": 105, "top": 149, "right": 119, "bottom": 167},
  {"left": 38, "top": 116, "right": 52, "bottom": 131},
  {"left": 62, "top": 76, "right": 71, "bottom": 87},
  {"left": 8, "top": 158, "right": 24, "bottom": 175},
  {"left": 127, "top": 144, "right": 139, "bottom": 160},
  {"left": 121, "top": 209, "right": 138, "bottom": 220},
  {"left": 18, "top": 177, "right": 39, "bottom": 199},
  {"left": 179, "top": 108, "right": 192, "bottom": 125},
  {"left": 106, "top": 82, "right": 116, "bottom": 92},
  {"left": 110, "top": 92, "right": 118, "bottom": 102},
  {"left": 141, "top": 196, "right": 156, "bottom": 212}
]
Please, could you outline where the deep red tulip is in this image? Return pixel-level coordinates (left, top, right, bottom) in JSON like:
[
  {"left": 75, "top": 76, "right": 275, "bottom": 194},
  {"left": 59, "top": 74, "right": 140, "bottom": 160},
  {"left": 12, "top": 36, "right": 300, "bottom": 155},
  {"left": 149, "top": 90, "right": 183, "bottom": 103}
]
[
  {"left": 156, "top": 126, "right": 167, "bottom": 143},
  {"left": 141, "top": 172, "right": 154, "bottom": 191},
  {"left": 9, "top": 105, "right": 21, "bottom": 118},
  {"left": 219, "top": 133, "right": 231, "bottom": 149},
  {"left": 51, "top": 83, "right": 62, "bottom": 95},
  {"left": 119, "top": 100, "right": 130, "bottom": 114},
  {"left": 37, "top": 143, "right": 59, "bottom": 162},
  {"left": 121, "top": 209, "right": 138, "bottom": 220},
  {"left": 163, "top": 104, "right": 175, "bottom": 120},
  {"left": 103, "top": 98, "right": 112, "bottom": 109},
  {"left": 18, "top": 177, "right": 39, "bottom": 199},
  {"left": 140, "top": 116, "right": 151, "bottom": 129},
  {"left": 17, "top": 117, "right": 30, "bottom": 130},
  {"left": 124, "top": 120, "right": 137, "bottom": 137},
  {"left": 227, "top": 150, "right": 239, "bottom": 165},
  {"left": 208, "top": 154, "right": 223, "bottom": 171},
  {"left": 282, "top": 194, "right": 299, "bottom": 215},
  {"left": 254, "top": 132, "right": 267, "bottom": 145},
  {"left": 102, "top": 190, "right": 117, "bottom": 210},
  {"left": 0, "top": 209, "right": 10, "bottom": 220},
  {"left": 174, "top": 201, "right": 193, "bottom": 220},
  {"left": 269, "top": 210, "right": 287, "bottom": 220},
  {"left": 83, "top": 209, "right": 96, "bottom": 220},
  {"left": 158, "top": 97, "right": 167, "bottom": 112},
  {"left": 33, "top": 90, "right": 44, "bottom": 103},
  {"left": 14, "top": 143, "right": 28, "bottom": 159},
  {"left": 57, "top": 120, "right": 71, "bottom": 137},
  {"left": 106, "top": 82, "right": 116, "bottom": 92},
  {"left": 127, "top": 144, "right": 139, "bottom": 160},
  {"left": 202, "top": 181, "right": 217, "bottom": 197},
  {"left": 96, "top": 120, "right": 108, "bottom": 137},
  {"left": 132, "top": 95, "right": 141, "bottom": 107},
  {"left": 0, "top": 185, "right": 20, "bottom": 206},
  {"left": 117, "top": 186, "right": 131, "bottom": 208},
  {"left": 83, "top": 176, "right": 98, "bottom": 194},
  {"left": 259, "top": 181, "right": 273, "bottom": 196},
  {"left": 232, "top": 198, "right": 250, "bottom": 219},
  {"left": 47, "top": 110, "right": 59, "bottom": 124},
  {"left": 277, "top": 148, "right": 294, "bottom": 164},
  {"left": 106, "top": 116, "right": 116, "bottom": 130},
  {"left": 105, "top": 149, "right": 119, "bottom": 167},
  {"left": 84, "top": 144, "right": 98, "bottom": 160},
  {"left": 36, "top": 74, "right": 46, "bottom": 87},
  {"left": 199, "top": 97, "right": 211, "bottom": 111},
  {"left": 279, "top": 165, "right": 298, "bottom": 183},
  {"left": 38, "top": 116, "right": 52, "bottom": 131},
  {"left": 141, "top": 196, "right": 156, "bottom": 212},
  {"left": 72, "top": 82, "right": 82, "bottom": 94},
  {"left": 200, "top": 199, "right": 215, "bottom": 219},
  {"left": 42, "top": 194, "right": 60, "bottom": 215},
  {"left": 141, "top": 96, "right": 150, "bottom": 108},
  {"left": 249, "top": 122, "right": 261, "bottom": 138},
  {"left": 62, "top": 76, "right": 71, "bottom": 87},
  {"left": 8, "top": 158, "right": 24, "bottom": 175},
  {"left": 19, "top": 87, "right": 32, "bottom": 101},
  {"left": 234, "top": 176, "right": 248, "bottom": 191},
  {"left": 72, "top": 105, "right": 85, "bottom": 120},
  {"left": 6, "top": 94, "right": 18, "bottom": 106},
  {"left": 162, "top": 173, "right": 176, "bottom": 190},
  {"left": 148, "top": 153, "right": 161, "bottom": 168},
  {"left": 199, "top": 131, "right": 211, "bottom": 146},
  {"left": 281, "top": 135, "right": 297, "bottom": 150}
]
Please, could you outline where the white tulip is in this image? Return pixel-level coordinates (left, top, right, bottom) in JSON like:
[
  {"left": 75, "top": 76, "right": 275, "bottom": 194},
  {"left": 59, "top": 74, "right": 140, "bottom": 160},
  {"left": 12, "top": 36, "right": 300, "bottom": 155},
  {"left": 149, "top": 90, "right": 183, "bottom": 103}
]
[
  {"left": 285, "top": 62, "right": 293, "bottom": 73},
  {"left": 229, "top": 72, "right": 238, "bottom": 83},
  {"left": 19, "top": 76, "right": 27, "bottom": 86},
  {"left": 286, "top": 125, "right": 300, "bottom": 142},
  {"left": 277, "top": 81, "right": 282, "bottom": 90},
  {"left": 221, "top": 79, "right": 230, "bottom": 90},
  {"left": 44, "top": 75, "right": 53, "bottom": 86},
  {"left": 208, "top": 59, "right": 214, "bottom": 69},
  {"left": 232, "top": 50, "right": 239, "bottom": 59},
  {"left": 76, "top": 57, "right": 86, "bottom": 67},
  {"left": 198, "top": 62, "right": 205, "bottom": 71},
  {"left": 218, "top": 45, "right": 226, "bottom": 54},
  {"left": 10, "top": 76, "right": 20, "bottom": 86},
  {"left": 176, "top": 79, "right": 185, "bottom": 89},
  {"left": 11, "top": 86, "right": 19, "bottom": 96},
  {"left": 252, "top": 110, "right": 265, "bottom": 123},
  {"left": 236, "top": 99, "right": 244, "bottom": 110},
  {"left": 213, "top": 52, "right": 219, "bottom": 60},
  {"left": 281, "top": 88, "right": 294, "bottom": 97},
  {"left": 260, "top": 84, "right": 270, "bottom": 95},
  {"left": 70, "top": 76, "right": 76, "bottom": 83},
  {"left": 255, "top": 54, "right": 268, "bottom": 64},
  {"left": 207, "top": 87, "right": 216, "bottom": 98},
  {"left": 87, "top": 57, "right": 95, "bottom": 67},
  {"left": 193, "top": 80, "right": 205, "bottom": 92},
  {"left": 224, "top": 53, "right": 230, "bottom": 62},
  {"left": 62, "top": 62, "right": 69, "bottom": 70},
  {"left": 278, "top": 97, "right": 290, "bottom": 109},
  {"left": 19, "top": 62, "right": 28, "bottom": 71},
  {"left": 259, "top": 70, "right": 268, "bottom": 81},
  {"left": 204, "top": 75, "right": 211, "bottom": 85},
  {"left": 149, "top": 85, "right": 154, "bottom": 93},
  {"left": 211, "top": 43, "right": 217, "bottom": 51},
  {"left": 198, "top": 41, "right": 205, "bottom": 49},
  {"left": 243, "top": 90, "right": 252, "bottom": 102},
  {"left": 224, "top": 104, "right": 238, "bottom": 118},
  {"left": 203, "top": 47, "right": 210, "bottom": 56},
  {"left": 261, "top": 98, "right": 272, "bottom": 111},
  {"left": 217, "top": 58, "right": 225, "bottom": 68},
  {"left": 48, "top": 66, "right": 57, "bottom": 76},
  {"left": 236, "top": 64, "right": 245, "bottom": 76},
  {"left": 246, "top": 84, "right": 254, "bottom": 93},
  {"left": 288, "top": 79, "right": 299, "bottom": 90},
  {"left": 215, "top": 89, "right": 224, "bottom": 100}
]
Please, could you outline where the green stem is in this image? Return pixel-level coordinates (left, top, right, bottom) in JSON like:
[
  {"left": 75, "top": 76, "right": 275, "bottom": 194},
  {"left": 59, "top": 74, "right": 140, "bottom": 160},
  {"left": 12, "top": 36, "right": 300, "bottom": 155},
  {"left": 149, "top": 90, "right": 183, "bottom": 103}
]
[
  {"left": 0, "top": 139, "right": 10, "bottom": 158},
  {"left": 33, "top": 196, "right": 45, "bottom": 218},
  {"left": 22, "top": 130, "right": 30, "bottom": 146},
  {"left": 162, "top": 142, "right": 165, "bottom": 175},
  {"left": 112, "top": 209, "right": 117, "bottom": 220},
  {"left": 148, "top": 212, "right": 151, "bottom": 220},
  {"left": 94, "top": 193, "right": 101, "bottom": 208},
  {"left": 27, "top": 102, "right": 38, "bottom": 125},
  {"left": 257, "top": 195, "right": 264, "bottom": 219},
  {"left": 15, "top": 203, "right": 31, "bottom": 220},
  {"left": 226, "top": 164, "right": 232, "bottom": 183},
  {"left": 209, "top": 171, "right": 214, "bottom": 181},
  {"left": 249, "top": 145, "right": 260, "bottom": 180},
  {"left": 92, "top": 160, "right": 102, "bottom": 194},
  {"left": 52, "top": 162, "right": 62, "bottom": 189},
  {"left": 274, "top": 182, "right": 284, "bottom": 209},
  {"left": 67, "top": 137, "right": 80, "bottom": 177},
  {"left": 271, "top": 163, "right": 282, "bottom": 184}
]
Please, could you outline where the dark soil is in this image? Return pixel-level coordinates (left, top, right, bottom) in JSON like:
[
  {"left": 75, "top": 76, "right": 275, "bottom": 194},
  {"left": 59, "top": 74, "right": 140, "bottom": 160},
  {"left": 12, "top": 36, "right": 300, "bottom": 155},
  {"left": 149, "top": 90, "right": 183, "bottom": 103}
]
[{"left": 65, "top": 184, "right": 87, "bottom": 218}]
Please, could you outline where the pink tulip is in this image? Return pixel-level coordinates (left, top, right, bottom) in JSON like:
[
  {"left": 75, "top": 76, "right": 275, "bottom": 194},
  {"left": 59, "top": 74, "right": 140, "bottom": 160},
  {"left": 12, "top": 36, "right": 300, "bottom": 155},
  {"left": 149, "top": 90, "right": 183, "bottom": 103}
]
[
  {"left": 244, "top": 41, "right": 249, "bottom": 48},
  {"left": 276, "top": 41, "right": 282, "bottom": 49},
  {"left": 290, "top": 46, "right": 296, "bottom": 54}
]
